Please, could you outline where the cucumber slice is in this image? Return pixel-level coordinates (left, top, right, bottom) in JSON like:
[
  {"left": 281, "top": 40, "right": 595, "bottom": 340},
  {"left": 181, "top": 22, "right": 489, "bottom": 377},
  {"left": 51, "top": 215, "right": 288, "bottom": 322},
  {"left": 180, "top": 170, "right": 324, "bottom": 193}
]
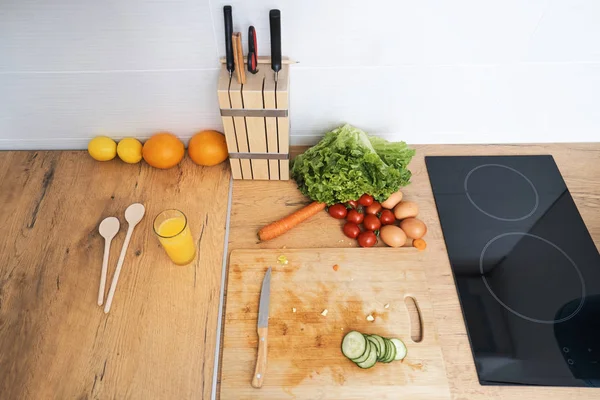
[
  {"left": 382, "top": 339, "right": 396, "bottom": 363},
  {"left": 356, "top": 344, "right": 378, "bottom": 369},
  {"left": 341, "top": 331, "right": 367, "bottom": 360},
  {"left": 379, "top": 338, "right": 392, "bottom": 362},
  {"left": 352, "top": 341, "right": 373, "bottom": 363},
  {"left": 391, "top": 338, "right": 407, "bottom": 361},
  {"left": 370, "top": 335, "right": 386, "bottom": 359},
  {"left": 366, "top": 336, "right": 382, "bottom": 358},
  {"left": 379, "top": 339, "right": 388, "bottom": 361}
]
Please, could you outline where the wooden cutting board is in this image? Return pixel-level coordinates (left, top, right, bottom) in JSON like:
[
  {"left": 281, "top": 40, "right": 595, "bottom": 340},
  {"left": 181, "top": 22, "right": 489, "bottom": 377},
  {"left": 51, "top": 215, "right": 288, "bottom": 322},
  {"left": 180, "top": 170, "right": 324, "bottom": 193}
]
[{"left": 220, "top": 248, "right": 451, "bottom": 399}]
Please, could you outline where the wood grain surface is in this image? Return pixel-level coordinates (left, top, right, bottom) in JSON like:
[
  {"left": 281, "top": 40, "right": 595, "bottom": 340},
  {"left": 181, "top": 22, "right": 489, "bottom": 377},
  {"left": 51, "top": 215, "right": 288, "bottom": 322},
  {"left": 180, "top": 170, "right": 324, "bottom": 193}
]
[
  {"left": 225, "top": 143, "right": 600, "bottom": 400},
  {"left": 220, "top": 249, "right": 450, "bottom": 400},
  {"left": 0, "top": 151, "right": 230, "bottom": 399},
  {"left": 1, "top": 143, "right": 598, "bottom": 400}
]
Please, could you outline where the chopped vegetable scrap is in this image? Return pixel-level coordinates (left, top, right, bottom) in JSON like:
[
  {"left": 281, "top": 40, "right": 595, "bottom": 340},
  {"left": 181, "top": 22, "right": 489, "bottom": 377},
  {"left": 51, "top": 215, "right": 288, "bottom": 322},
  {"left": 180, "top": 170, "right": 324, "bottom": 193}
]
[
  {"left": 321, "top": 309, "right": 328, "bottom": 317},
  {"left": 277, "top": 255, "right": 288, "bottom": 265},
  {"left": 413, "top": 238, "right": 427, "bottom": 251},
  {"left": 333, "top": 264, "right": 339, "bottom": 271},
  {"left": 366, "top": 314, "right": 375, "bottom": 322}
]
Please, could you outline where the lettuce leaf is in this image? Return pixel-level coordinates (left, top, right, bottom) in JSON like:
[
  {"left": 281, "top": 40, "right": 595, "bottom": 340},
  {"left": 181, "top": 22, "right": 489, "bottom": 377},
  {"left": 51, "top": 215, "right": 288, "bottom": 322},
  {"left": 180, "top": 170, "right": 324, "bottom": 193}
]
[{"left": 291, "top": 124, "right": 415, "bottom": 205}]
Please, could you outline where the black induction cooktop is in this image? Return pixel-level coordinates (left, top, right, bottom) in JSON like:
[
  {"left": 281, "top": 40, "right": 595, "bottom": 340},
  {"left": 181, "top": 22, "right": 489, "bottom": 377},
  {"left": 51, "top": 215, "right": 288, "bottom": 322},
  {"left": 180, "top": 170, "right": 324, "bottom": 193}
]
[{"left": 426, "top": 155, "right": 600, "bottom": 387}]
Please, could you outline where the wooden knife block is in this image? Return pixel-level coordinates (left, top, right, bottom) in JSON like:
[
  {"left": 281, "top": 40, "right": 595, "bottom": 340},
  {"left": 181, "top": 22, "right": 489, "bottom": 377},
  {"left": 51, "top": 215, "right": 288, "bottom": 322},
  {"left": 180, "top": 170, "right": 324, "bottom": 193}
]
[{"left": 217, "top": 64, "right": 290, "bottom": 180}]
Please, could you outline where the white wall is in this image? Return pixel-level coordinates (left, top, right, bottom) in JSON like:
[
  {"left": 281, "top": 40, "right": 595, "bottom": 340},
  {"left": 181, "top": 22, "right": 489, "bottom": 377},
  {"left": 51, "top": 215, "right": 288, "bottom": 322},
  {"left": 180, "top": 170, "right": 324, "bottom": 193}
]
[{"left": 1, "top": 0, "right": 599, "bottom": 149}]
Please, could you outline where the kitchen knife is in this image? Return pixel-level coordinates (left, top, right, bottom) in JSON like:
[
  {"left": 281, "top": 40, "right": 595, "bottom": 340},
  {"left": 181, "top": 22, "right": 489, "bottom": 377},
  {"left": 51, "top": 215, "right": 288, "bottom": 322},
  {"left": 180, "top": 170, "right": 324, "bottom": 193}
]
[
  {"left": 232, "top": 32, "right": 246, "bottom": 84},
  {"left": 247, "top": 26, "right": 258, "bottom": 74},
  {"left": 252, "top": 267, "right": 271, "bottom": 388},
  {"left": 269, "top": 9, "right": 282, "bottom": 82},
  {"left": 223, "top": 6, "right": 234, "bottom": 77}
]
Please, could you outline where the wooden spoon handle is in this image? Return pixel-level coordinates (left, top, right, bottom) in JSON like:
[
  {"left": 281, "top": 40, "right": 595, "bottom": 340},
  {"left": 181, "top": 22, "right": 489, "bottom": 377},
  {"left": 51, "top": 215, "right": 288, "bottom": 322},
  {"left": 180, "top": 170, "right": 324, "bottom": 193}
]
[
  {"left": 98, "top": 239, "right": 111, "bottom": 306},
  {"left": 251, "top": 326, "right": 268, "bottom": 388},
  {"left": 104, "top": 226, "right": 134, "bottom": 313}
]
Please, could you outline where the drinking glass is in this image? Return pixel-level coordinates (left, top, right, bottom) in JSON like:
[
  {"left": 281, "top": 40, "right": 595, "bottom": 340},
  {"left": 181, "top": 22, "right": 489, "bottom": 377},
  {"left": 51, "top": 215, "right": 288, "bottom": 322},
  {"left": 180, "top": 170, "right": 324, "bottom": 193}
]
[{"left": 153, "top": 210, "right": 196, "bottom": 265}]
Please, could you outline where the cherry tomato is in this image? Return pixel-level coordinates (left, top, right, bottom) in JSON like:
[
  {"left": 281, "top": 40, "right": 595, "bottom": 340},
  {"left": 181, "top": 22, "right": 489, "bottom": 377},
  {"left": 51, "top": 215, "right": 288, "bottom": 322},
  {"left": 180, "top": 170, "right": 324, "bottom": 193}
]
[
  {"left": 358, "top": 194, "right": 374, "bottom": 207},
  {"left": 346, "top": 200, "right": 359, "bottom": 209},
  {"left": 365, "top": 201, "right": 382, "bottom": 215},
  {"left": 379, "top": 209, "right": 396, "bottom": 225},
  {"left": 343, "top": 222, "right": 361, "bottom": 239},
  {"left": 363, "top": 214, "right": 381, "bottom": 231},
  {"left": 328, "top": 204, "right": 348, "bottom": 219},
  {"left": 346, "top": 209, "right": 364, "bottom": 224},
  {"left": 357, "top": 231, "right": 377, "bottom": 248}
]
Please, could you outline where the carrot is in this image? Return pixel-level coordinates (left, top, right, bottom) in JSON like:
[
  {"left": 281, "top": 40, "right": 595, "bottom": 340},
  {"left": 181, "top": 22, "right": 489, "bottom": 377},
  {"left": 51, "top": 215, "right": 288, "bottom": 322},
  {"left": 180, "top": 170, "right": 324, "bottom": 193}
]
[
  {"left": 413, "top": 238, "right": 427, "bottom": 251},
  {"left": 258, "top": 202, "right": 326, "bottom": 241}
]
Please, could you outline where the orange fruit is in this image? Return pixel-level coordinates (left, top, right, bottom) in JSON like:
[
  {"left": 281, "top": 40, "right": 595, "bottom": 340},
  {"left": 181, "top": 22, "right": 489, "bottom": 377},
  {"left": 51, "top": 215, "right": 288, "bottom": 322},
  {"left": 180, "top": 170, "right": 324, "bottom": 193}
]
[
  {"left": 142, "top": 132, "right": 185, "bottom": 169},
  {"left": 187, "top": 130, "right": 229, "bottom": 166}
]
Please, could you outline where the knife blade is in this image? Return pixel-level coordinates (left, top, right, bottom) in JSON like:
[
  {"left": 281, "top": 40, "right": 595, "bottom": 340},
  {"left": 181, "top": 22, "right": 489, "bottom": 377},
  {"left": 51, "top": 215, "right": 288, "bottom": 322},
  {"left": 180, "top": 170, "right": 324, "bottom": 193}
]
[
  {"left": 257, "top": 267, "right": 271, "bottom": 327},
  {"left": 269, "top": 9, "right": 282, "bottom": 82},
  {"left": 223, "top": 6, "right": 234, "bottom": 78},
  {"left": 252, "top": 267, "right": 271, "bottom": 388}
]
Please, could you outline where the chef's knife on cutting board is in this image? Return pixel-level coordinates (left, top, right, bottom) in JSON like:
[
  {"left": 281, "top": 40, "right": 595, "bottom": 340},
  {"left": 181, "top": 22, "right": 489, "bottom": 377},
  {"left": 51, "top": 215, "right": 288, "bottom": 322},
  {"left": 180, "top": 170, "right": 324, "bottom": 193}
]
[
  {"left": 269, "top": 9, "right": 281, "bottom": 82},
  {"left": 252, "top": 267, "right": 271, "bottom": 388},
  {"left": 223, "top": 5, "right": 234, "bottom": 78}
]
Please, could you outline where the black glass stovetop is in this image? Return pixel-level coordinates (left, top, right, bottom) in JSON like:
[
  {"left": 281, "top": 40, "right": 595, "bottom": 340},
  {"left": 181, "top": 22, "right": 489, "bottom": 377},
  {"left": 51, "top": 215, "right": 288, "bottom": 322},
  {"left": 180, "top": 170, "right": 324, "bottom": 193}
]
[{"left": 426, "top": 155, "right": 600, "bottom": 387}]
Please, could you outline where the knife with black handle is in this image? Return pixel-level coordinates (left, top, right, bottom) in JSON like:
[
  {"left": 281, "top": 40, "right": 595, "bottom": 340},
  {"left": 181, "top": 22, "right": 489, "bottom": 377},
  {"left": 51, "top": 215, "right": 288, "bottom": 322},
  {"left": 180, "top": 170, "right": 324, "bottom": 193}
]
[
  {"left": 269, "top": 9, "right": 281, "bottom": 82},
  {"left": 223, "top": 5, "right": 234, "bottom": 77}
]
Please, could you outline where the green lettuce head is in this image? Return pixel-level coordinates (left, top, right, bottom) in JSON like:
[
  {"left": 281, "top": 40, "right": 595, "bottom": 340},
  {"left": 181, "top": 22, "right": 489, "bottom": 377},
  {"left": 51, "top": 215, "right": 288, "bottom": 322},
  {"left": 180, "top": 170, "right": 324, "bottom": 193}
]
[{"left": 291, "top": 124, "right": 415, "bottom": 205}]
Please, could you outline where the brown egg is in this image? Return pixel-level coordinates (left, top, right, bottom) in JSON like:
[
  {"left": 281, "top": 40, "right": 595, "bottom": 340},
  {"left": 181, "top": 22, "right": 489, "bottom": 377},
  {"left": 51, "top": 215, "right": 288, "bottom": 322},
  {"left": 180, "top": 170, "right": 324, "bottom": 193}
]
[
  {"left": 393, "top": 201, "right": 419, "bottom": 220},
  {"left": 380, "top": 225, "right": 407, "bottom": 248},
  {"left": 399, "top": 218, "right": 427, "bottom": 239},
  {"left": 381, "top": 189, "right": 403, "bottom": 209}
]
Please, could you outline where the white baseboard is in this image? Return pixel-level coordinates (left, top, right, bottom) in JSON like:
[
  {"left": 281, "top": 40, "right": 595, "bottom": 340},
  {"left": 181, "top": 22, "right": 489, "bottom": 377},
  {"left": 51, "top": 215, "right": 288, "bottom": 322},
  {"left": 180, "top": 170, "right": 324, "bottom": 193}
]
[
  {"left": 0, "top": 134, "right": 592, "bottom": 151},
  {"left": 0, "top": 135, "right": 319, "bottom": 150},
  {"left": 0, "top": 136, "right": 192, "bottom": 150}
]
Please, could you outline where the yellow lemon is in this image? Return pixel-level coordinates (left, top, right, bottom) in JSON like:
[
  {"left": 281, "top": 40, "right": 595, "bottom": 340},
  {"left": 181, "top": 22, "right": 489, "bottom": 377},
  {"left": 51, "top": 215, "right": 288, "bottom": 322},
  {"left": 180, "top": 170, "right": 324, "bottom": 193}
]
[
  {"left": 117, "top": 138, "right": 143, "bottom": 164},
  {"left": 88, "top": 136, "right": 117, "bottom": 161}
]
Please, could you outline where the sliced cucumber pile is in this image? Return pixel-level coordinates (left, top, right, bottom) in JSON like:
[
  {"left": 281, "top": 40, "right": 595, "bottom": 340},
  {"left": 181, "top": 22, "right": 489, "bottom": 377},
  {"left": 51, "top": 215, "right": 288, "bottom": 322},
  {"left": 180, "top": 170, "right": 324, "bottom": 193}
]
[{"left": 341, "top": 331, "right": 407, "bottom": 369}]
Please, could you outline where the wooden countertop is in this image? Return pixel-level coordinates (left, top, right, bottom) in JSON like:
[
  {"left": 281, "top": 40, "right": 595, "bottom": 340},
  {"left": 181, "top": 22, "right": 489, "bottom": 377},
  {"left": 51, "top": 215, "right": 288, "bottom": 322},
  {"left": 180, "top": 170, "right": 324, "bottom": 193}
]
[
  {"left": 1, "top": 143, "right": 599, "bottom": 399},
  {"left": 0, "top": 152, "right": 231, "bottom": 399},
  {"left": 226, "top": 144, "right": 600, "bottom": 400}
]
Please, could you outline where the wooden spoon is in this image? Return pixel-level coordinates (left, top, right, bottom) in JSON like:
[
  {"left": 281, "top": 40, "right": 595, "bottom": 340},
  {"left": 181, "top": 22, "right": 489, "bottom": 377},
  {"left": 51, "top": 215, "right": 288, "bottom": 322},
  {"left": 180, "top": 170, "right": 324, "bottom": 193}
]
[
  {"left": 104, "top": 203, "right": 145, "bottom": 313},
  {"left": 98, "top": 217, "right": 120, "bottom": 306}
]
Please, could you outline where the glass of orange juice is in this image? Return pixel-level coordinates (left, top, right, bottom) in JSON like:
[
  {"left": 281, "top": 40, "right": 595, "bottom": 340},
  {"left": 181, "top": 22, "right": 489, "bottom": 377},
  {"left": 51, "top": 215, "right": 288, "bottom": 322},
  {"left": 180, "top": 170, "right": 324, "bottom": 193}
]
[{"left": 153, "top": 210, "right": 196, "bottom": 265}]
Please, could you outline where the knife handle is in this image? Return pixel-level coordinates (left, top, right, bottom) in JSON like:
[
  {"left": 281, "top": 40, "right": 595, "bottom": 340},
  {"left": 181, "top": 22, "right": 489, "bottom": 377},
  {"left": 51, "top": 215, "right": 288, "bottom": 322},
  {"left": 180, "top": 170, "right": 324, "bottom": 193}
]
[
  {"left": 269, "top": 9, "right": 281, "bottom": 73},
  {"left": 248, "top": 26, "right": 258, "bottom": 74},
  {"left": 251, "top": 326, "right": 268, "bottom": 388},
  {"left": 223, "top": 6, "right": 234, "bottom": 74}
]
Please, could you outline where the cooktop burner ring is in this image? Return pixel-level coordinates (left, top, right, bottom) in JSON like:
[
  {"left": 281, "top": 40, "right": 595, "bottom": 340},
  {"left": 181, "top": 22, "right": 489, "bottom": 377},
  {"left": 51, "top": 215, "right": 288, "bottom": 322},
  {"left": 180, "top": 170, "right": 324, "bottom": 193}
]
[
  {"left": 464, "top": 164, "right": 539, "bottom": 222},
  {"left": 479, "top": 232, "right": 586, "bottom": 324}
]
